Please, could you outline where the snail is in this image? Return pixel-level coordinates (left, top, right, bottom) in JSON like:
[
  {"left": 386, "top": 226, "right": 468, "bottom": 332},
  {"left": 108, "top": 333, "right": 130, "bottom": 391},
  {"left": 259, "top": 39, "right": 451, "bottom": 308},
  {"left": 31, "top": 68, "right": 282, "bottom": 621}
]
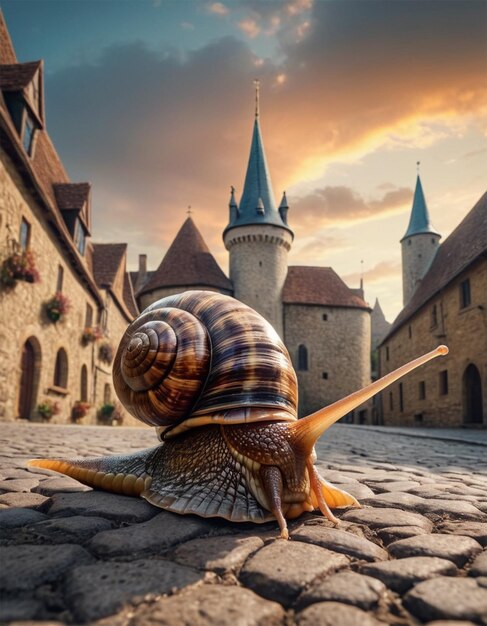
[{"left": 29, "top": 291, "right": 448, "bottom": 539}]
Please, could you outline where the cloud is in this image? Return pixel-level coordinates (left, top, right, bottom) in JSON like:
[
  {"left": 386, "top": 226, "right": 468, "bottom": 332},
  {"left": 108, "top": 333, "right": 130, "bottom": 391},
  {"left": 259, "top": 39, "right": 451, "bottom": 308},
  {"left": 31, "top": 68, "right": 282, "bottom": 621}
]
[
  {"left": 237, "top": 18, "right": 260, "bottom": 38},
  {"left": 207, "top": 2, "right": 229, "bottom": 16},
  {"left": 291, "top": 186, "right": 412, "bottom": 228},
  {"left": 181, "top": 22, "right": 195, "bottom": 30},
  {"left": 343, "top": 260, "right": 401, "bottom": 286}
]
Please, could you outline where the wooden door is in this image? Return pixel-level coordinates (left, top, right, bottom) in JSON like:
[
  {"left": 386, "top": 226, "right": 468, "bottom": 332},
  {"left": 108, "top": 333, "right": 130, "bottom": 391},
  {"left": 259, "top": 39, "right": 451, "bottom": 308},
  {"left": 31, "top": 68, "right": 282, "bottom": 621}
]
[{"left": 18, "top": 340, "right": 35, "bottom": 418}]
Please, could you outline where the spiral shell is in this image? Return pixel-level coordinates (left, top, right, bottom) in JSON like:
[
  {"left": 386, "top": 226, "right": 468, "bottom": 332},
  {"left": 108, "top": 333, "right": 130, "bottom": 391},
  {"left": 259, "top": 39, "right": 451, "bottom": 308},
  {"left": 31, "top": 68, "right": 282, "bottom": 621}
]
[{"left": 113, "top": 291, "right": 298, "bottom": 428}]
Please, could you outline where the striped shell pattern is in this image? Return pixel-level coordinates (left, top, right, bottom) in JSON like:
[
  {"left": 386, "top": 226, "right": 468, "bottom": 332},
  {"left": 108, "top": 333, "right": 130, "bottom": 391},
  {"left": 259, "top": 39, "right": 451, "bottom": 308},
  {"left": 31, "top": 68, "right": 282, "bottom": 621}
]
[{"left": 113, "top": 291, "right": 298, "bottom": 429}]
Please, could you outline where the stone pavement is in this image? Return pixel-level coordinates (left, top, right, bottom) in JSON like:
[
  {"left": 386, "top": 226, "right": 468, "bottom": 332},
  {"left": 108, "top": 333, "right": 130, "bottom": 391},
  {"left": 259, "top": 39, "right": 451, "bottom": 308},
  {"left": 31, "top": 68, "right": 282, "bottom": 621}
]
[{"left": 0, "top": 422, "right": 486, "bottom": 626}]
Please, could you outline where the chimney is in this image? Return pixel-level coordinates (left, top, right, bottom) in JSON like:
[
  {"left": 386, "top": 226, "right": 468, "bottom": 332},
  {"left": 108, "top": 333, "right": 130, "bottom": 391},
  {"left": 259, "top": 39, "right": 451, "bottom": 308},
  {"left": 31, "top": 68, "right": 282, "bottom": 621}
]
[
  {"left": 135, "top": 254, "right": 148, "bottom": 293},
  {"left": 139, "top": 254, "right": 147, "bottom": 275}
]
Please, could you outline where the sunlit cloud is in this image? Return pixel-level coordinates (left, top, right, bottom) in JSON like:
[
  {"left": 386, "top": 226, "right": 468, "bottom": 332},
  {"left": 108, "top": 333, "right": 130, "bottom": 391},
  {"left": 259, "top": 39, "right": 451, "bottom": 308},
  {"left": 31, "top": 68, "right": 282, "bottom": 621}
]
[
  {"left": 343, "top": 260, "right": 402, "bottom": 286},
  {"left": 207, "top": 2, "right": 229, "bottom": 16},
  {"left": 237, "top": 18, "right": 261, "bottom": 39},
  {"left": 275, "top": 73, "right": 287, "bottom": 85},
  {"left": 287, "top": 0, "right": 313, "bottom": 16}
]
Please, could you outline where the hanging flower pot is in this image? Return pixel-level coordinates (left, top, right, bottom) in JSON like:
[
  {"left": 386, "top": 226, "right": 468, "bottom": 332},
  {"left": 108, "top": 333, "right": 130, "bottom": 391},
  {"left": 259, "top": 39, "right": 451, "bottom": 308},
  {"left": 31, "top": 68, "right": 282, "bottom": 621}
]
[
  {"left": 71, "top": 401, "right": 91, "bottom": 423},
  {"left": 45, "top": 292, "right": 71, "bottom": 323},
  {"left": 81, "top": 326, "right": 102, "bottom": 346},
  {"left": 98, "top": 341, "right": 114, "bottom": 364},
  {"left": 1, "top": 249, "right": 40, "bottom": 289},
  {"left": 37, "top": 399, "right": 61, "bottom": 422}
]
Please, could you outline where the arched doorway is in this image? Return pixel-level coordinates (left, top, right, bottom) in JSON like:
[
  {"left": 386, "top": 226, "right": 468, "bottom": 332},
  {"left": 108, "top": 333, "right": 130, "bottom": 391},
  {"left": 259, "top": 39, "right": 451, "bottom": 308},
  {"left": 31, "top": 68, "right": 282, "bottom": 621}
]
[
  {"left": 463, "top": 364, "right": 483, "bottom": 425},
  {"left": 18, "top": 337, "right": 41, "bottom": 419}
]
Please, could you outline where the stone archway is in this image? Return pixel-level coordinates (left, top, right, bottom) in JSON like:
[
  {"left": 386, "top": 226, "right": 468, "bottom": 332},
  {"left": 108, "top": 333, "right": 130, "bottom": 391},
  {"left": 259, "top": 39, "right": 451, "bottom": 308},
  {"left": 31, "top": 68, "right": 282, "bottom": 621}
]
[
  {"left": 463, "top": 363, "right": 483, "bottom": 425},
  {"left": 18, "top": 337, "right": 41, "bottom": 419}
]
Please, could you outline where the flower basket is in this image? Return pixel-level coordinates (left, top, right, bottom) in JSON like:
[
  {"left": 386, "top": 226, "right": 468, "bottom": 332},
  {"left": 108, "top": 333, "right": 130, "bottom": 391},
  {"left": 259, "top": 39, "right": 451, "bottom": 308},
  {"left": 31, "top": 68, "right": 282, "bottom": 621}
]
[
  {"left": 45, "top": 292, "right": 71, "bottom": 323},
  {"left": 98, "top": 341, "right": 114, "bottom": 364},
  {"left": 1, "top": 250, "right": 40, "bottom": 288},
  {"left": 37, "top": 399, "right": 60, "bottom": 422},
  {"left": 71, "top": 401, "right": 90, "bottom": 422},
  {"left": 98, "top": 402, "right": 115, "bottom": 425},
  {"left": 81, "top": 326, "right": 102, "bottom": 346}
]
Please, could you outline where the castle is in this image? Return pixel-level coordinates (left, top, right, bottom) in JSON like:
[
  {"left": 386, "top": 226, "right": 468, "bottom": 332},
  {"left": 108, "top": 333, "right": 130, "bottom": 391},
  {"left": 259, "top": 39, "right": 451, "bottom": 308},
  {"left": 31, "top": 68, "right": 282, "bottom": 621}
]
[
  {"left": 131, "top": 89, "right": 372, "bottom": 419},
  {"left": 378, "top": 175, "right": 487, "bottom": 426}
]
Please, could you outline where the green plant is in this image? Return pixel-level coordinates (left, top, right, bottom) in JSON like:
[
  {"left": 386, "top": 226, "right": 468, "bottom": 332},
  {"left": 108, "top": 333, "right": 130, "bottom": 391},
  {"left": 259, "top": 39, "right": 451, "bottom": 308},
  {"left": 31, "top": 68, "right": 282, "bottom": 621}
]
[
  {"left": 1, "top": 249, "right": 40, "bottom": 288},
  {"left": 99, "top": 403, "right": 115, "bottom": 417},
  {"left": 45, "top": 292, "right": 71, "bottom": 323},
  {"left": 37, "top": 399, "right": 60, "bottom": 421}
]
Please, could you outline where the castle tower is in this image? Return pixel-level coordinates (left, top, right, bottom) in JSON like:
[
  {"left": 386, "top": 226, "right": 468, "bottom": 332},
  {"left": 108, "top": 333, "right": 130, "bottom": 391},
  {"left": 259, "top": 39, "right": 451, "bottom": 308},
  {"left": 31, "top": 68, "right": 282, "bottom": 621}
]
[
  {"left": 223, "top": 83, "right": 293, "bottom": 336},
  {"left": 401, "top": 169, "right": 441, "bottom": 305}
]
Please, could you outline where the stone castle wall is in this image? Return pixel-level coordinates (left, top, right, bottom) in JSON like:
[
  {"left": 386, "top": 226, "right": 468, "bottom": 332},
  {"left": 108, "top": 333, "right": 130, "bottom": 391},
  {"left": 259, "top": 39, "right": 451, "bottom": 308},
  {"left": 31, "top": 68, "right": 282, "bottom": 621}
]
[
  {"left": 224, "top": 224, "right": 292, "bottom": 337},
  {"left": 138, "top": 285, "right": 230, "bottom": 312},
  {"left": 379, "top": 258, "right": 487, "bottom": 426},
  {"left": 284, "top": 304, "right": 371, "bottom": 418},
  {"left": 0, "top": 147, "right": 136, "bottom": 427},
  {"left": 401, "top": 233, "right": 440, "bottom": 305}
]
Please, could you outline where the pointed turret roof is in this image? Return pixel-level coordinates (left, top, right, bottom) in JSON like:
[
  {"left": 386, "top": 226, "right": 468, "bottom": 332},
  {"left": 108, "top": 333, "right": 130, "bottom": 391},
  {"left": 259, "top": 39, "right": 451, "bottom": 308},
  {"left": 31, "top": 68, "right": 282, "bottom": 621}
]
[
  {"left": 401, "top": 175, "right": 440, "bottom": 241},
  {"left": 139, "top": 217, "right": 232, "bottom": 296},
  {"left": 224, "top": 112, "right": 292, "bottom": 236}
]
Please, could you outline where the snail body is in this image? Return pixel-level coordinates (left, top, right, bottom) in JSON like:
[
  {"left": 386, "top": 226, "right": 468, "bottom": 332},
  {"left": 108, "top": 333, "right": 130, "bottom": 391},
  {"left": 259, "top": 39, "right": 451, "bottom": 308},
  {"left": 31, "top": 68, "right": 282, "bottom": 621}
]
[{"left": 30, "top": 291, "right": 448, "bottom": 539}]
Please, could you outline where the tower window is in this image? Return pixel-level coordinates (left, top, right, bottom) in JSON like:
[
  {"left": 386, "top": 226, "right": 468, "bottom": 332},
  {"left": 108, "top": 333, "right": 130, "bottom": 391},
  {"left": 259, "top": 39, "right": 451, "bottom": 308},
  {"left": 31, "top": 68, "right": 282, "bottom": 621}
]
[
  {"left": 431, "top": 304, "right": 438, "bottom": 327},
  {"left": 460, "top": 279, "right": 471, "bottom": 309},
  {"left": 322, "top": 372, "right": 328, "bottom": 380},
  {"left": 298, "top": 345, "right": 308, "bottom": 371},
  {"left": 419, "top": 381, "right": 426, "bottom": 400},
  {"left": 399, "top": 383, "right": 404, "bottom": 412},
  {"left": 322, "top": 314, "right": 328, "bottom": 321},
  {"left": 439, "top": 370, "right": 448, "bottom": 395},
  {"left": 56, "top": 265, "right": 64, "bottom": 293},
  {"left": 54, "top": 348, "right": 68, "bottom": 389},
  {"left": 85, "top": 303, "right": 93, "bottom": 328},
  {"left": 74, "top": 218, "right": 86, "bottom": 255},
  {"left": 386, "top": 346, "right": 389, "bottom": 361},
  {"left": 431, "top": 238, "right": 435, "bottom": 244},
  {"left": 19, "top": 218, "right": 31, "bottom": 250}
]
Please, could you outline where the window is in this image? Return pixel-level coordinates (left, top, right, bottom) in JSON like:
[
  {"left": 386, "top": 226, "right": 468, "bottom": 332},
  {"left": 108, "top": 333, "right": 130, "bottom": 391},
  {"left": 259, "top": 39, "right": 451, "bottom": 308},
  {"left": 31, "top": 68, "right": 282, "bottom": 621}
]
[
  {"left": 415, "top": 413, "right": 424, "bottom": 423},
  {"left": 386, "top": 346, "right": 389, "bottom": 361},
  {"left": 408, "top": 239, "right": 411, "bottom": 246},
  {"left": 104, "top": 383, "right": 111, "bottom": 404},
  {"left": 322, "top": 314, "right": 328, "bottom": 321},
  {"left": 54, "top": 348, "right": 68, "bottom": 388},
  {"left": 298, "top": 344, "right": 308, "bottom": 371},
  {"left": 408, "top": 325, "right": 412, "bottom": 339},
  {"left": 19, "top": 218, "right": 31, "bottom": 250},
  {"left": 85, "top": 303, "right": 93, "bottom": 328},
  {"left": 389, "top": 392, "right": 393, "bottom": 411},
  {"left": 431, "top": 304, "right": 438, "bottom": 327},
  {"left": 56, "top": 265, "right": 64, "bottom": 293},
  {"left": 322, "top": 372, "right": 328, "bottom": 380},
  {"left": 419, "top": 381, "right": 426, "bottom": 400},
  {"left": 460, "top": 279, "right": 471, "bottom": 309},
  {"left": 80, "top": 365, "right": 88, "bottom": 402},
  {"left": 439, "top": 370, "right": 448, "bottom": 395},
  {"left": 74, "top": 218, "right": 86, "bottom": 256},
  {"left": 399, "top": 383, "right": 404, "bottom": 412},
  {"left": 22, "top": 114, "right": 35, "bottom": 155}
]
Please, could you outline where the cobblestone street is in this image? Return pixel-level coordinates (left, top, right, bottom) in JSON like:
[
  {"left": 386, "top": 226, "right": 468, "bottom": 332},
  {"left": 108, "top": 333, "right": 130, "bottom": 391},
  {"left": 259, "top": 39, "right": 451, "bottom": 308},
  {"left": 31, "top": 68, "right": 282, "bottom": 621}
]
[{"left": 1, "top": 422, "right": 486, "bottom": 626}]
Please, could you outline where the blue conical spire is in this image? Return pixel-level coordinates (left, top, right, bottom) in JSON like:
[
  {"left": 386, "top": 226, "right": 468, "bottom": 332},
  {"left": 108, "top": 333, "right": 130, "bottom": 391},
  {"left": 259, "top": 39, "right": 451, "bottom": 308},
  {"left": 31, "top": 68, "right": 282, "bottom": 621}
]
[
  {"left": 401, "top": 174, "right": 440, "bottom": 241},
  {"left": 224, "top": 89, "right": 292, "bottom": 235}
]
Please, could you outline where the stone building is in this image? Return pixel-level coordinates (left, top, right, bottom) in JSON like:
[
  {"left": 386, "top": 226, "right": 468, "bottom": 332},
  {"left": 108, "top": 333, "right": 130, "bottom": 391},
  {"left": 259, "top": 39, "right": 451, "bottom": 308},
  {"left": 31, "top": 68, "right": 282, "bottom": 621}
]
[
  {"left": 378, "top": 177, "right": 487, "bottom": 427},
  {"left": 133, "top": 99, "right": 372, "bottom": 418},
  {"left": 0, "top": 13, "right": 140, "bottom": 425}
]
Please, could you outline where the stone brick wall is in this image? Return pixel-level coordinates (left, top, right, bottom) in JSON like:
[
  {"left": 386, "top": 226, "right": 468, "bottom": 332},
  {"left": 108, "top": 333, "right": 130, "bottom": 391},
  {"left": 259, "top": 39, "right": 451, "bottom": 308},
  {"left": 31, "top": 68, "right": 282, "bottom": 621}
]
[
  {"left": 401, "top": 233, "right": 440, "bottom": 306},
  {"left": 284, "top": 304, "right": 371, "bottom": 418},
  {"left": 379, "top": 258, "right": 487, "bottom": 426},
  {"left": 224, "top": 224, "right": 292, "bottom": 338},
  {"left": 0, "top": 147, "right": 136, "bottom": 427}
]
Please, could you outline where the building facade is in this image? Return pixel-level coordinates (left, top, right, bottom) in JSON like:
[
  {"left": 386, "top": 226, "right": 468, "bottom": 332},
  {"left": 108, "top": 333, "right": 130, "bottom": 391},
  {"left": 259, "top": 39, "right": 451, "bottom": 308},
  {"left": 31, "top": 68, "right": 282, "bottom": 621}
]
[
  {"left": 378, "top": 180, "right": 487, "bottom": 427},
  {"left": 0, "top": 13, "right": 140, "bottom": 426}
]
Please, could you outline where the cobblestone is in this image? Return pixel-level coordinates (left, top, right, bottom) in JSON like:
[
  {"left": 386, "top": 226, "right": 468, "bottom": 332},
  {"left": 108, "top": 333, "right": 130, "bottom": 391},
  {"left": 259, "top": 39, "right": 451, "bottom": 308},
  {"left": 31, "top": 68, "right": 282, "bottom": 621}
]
[{"left": 0, "top": 422, "right": 486, "bottom": 625}]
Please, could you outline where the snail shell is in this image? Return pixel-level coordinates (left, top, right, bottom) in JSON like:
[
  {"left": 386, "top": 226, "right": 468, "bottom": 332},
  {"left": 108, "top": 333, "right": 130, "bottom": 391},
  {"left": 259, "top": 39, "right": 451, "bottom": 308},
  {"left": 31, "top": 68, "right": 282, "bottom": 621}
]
[{"left": 113, "top": 291, "right": 298, "bottom": 429}]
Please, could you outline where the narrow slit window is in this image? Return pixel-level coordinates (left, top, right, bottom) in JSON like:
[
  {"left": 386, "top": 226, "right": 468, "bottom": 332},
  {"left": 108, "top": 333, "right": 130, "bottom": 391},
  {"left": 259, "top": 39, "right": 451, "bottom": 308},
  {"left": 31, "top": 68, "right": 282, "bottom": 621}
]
[{"left": 298, "top": 345, "right": 308, "bottom": 371}]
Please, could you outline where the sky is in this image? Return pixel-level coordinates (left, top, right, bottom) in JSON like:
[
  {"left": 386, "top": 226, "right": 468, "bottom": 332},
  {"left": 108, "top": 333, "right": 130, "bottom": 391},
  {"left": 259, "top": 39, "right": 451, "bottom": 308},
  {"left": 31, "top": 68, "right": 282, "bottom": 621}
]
[{"left": 2, "top": 0, "right": 486, "bottom": 322}]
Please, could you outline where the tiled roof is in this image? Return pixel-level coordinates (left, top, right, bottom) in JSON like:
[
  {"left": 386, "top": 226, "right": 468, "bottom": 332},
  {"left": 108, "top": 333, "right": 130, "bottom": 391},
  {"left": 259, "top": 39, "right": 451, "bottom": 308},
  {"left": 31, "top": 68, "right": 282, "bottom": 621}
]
[
  {"left": 54, "top": 183, "right": 90, "bottom": 211},
  {"left": 402, "top": 175, "right": 440, "bottom": 240},
  {"left": 283, "top": 266, "right": 369, "bottom": 309},
  {"left": 139, "top": 217, "right": 233, "bottom": 295},
  {"left": 384, "top": 191, "right": 487, "bottom": 342},
  {"left": 0, "top": 11, "right": 17, "bottom": 64},
  {"left": 0, "top": 61, "right": 41, "bottom": 91},
  {"left": 92, "top": 243, "right": 127, "bottom": 288}
]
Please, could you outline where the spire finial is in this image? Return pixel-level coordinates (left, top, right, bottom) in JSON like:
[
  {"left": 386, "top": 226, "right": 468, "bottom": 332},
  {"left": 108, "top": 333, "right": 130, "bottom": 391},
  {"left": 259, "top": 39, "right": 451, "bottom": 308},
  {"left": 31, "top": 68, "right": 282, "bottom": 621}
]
[
  {"left": 187, "top": 205, "right": 192, "bottom": 216},
  {"left": 417, "top": 161, "right": 420, "bottom": 175},
  {"left": 253, "top": 78, "right": 260, "bottom": 118}
]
